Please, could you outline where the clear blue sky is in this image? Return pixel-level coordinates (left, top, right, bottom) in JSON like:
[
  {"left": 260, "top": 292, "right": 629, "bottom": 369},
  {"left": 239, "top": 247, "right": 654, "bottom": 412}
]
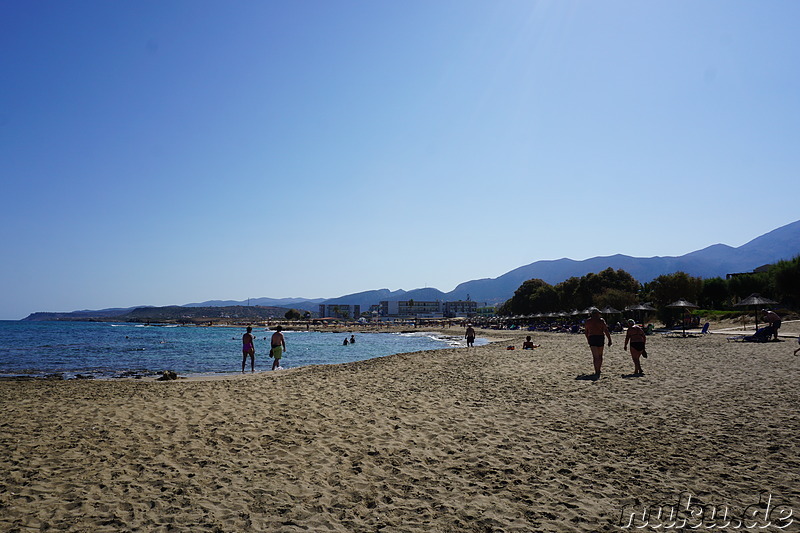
[{"left": 2, "top": 1, "right": 799, "bottom": 319}]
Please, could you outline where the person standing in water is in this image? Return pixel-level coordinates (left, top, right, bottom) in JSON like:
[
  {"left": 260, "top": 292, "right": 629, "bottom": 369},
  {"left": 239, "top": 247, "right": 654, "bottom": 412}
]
[
  {"left": 465, "top": 324, "right": 476, "bottom": 347},
  {"left": 584, "top": 308, "right": 612, "bottom": 379},
  {"left": 242, "top": 326, "right": 255, "bottom": 373},
  {"left": 271, "top": 325, "right": 286, "bottom": 371}
]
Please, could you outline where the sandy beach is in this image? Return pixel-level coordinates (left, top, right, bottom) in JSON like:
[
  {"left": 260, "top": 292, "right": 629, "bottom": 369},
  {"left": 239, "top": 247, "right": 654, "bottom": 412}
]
[{"left": 1, "top": 327, "right": 799, "bottom": 532}]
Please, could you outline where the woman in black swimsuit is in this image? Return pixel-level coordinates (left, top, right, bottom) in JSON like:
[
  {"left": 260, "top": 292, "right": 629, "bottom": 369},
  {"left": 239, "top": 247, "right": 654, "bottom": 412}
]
[{"left": 624, "top": 319, "right": 646, "bottom": 375}]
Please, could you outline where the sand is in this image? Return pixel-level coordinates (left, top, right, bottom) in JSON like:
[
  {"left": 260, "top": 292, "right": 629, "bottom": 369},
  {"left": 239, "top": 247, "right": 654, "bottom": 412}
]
[{"left": 1, "top": 327, "right": 799, "bottom": 532}]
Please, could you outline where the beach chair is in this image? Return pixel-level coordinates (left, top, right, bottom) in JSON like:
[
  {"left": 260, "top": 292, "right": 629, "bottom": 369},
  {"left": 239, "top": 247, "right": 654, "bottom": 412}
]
[
  {"left": 699, "top": 322, "right": 710, "bottom": 335},
  {"left": 743, "top": 326, "right": 773, "bottom": 343}
]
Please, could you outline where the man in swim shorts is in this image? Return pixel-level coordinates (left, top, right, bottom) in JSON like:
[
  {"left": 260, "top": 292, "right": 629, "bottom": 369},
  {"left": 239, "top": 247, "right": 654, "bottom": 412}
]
[
  {"left": 584, "top": 308, "right": 612, "bottom": 379},
  {"left": 623, "top": 319, "right": 646, "bottom": 375},
  {"left": 465, "top": 324, "right": 476, "bottom": 347},
  {"left": 242, "top": 326, "right": 255, "bottom": 373},
  {"left": 763, "top": 309, "right": 781, "bottom": 341},
  {"left": 271, "top": 325, "right": 286, "bottom": 371}
]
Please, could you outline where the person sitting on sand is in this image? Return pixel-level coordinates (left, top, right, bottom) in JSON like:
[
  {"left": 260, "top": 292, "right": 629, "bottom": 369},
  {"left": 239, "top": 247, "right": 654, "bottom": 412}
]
[
  {"left": 584, "top": 308, "right": 612, "bottom": 379},
  {"left": 271, "top": 326, "right": 286, "bottom": 371},
  {"left": 522, "top": 336, "right": 540, "bottom": 349},
  {"left": 242, "top": 326, "right": 255, "bottom": 373},
  {"left": 623, "top": 319, "right": 646, "bottom": 375},
  {"left": 465, "top": 325, "right": 476, "bottom": 347}
]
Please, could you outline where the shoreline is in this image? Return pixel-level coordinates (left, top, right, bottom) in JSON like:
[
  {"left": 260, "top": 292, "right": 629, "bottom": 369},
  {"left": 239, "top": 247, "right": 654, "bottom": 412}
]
[{"left": 2, "top": 330, "right": 798, "bottom": 531}]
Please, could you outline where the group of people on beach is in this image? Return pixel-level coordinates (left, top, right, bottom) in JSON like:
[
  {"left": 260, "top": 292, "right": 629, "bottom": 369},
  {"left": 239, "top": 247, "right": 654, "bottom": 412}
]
[
  {"left": 584, "top": 308, "right": 648, "bottom": 379},
  {"left": 466, "top": 310, "right": 647, "bottom": 379},
  {"left": 244, "top": 311, "right": 796, "bottom": 375},
  {"left": 241, "top": 325, "right": 286, "bottom": 372}
]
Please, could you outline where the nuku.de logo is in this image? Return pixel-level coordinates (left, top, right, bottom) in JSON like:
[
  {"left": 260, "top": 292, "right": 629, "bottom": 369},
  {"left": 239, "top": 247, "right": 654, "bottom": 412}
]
[{"left": 618, "top": 492, "right": 794, "bottom": 530}]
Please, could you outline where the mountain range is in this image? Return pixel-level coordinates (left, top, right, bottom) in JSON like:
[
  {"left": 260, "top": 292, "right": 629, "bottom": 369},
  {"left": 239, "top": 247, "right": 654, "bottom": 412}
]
[
  {"left": 303, "top": 219, "right": 800, "bottom": 310},
  {"left": 23, "top": 219, "right": 800, "bottom": 320}
]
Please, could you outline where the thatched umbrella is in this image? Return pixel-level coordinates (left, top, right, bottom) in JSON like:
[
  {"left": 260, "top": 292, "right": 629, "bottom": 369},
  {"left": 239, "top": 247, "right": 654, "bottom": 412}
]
[
  {"left": 625, "top": 303, "right": 656, "bottom": 326},
  {"left": 667, "top": 299, "right": 699, "bottom": 337},
  {"left": 734, "top": 293, "right": 778, "bottom": 332}
]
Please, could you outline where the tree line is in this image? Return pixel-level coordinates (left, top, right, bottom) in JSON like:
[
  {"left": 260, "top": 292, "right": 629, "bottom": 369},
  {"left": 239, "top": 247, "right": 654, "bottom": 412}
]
[{"left": 498, "top": 256, "right": 800, "bottom": 324}]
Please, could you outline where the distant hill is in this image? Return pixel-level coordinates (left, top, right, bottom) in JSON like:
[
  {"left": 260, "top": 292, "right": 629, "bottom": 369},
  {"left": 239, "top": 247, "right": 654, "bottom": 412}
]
[
  {"left": 23, "top": 308, "right": 144, "bottom": 321},
  {"left": 22, "top": 219, "right": 800, "bottom": 320},
  {"left": 184, "top": 297, "right": 325, "bottom": 309},
  {"left": 440, "top": 219, "right": 800, "bottom": 305},
  {"left": 23, "top": 305, "right": 293, "bottom": 323},
  {"left": 120, "top": 305, "right": 291, "bottom": 323}
]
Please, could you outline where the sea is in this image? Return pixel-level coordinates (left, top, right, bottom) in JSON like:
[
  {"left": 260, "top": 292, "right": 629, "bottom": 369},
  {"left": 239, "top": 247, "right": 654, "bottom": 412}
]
[{"left": 0, "top": 321, "right": 486, "bottom": 380}]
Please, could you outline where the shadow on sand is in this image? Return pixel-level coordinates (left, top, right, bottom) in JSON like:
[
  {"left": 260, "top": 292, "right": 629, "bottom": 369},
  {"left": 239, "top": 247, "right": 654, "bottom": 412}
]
[
  {"left": 575, "top": 373, "right": 599, "bottom": 381},
  {"left": 621, "top": 372, "right": 646, "bottom": 378}
]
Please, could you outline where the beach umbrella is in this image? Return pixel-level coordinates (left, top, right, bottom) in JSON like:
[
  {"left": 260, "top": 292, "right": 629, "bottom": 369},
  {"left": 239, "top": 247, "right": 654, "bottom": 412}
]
[
  {"left": 734, "top": 293, "right": 778, "bottom": 332},
  {"left": 625, "top": 303, "right": 656, "bottom": 325},
  {"left": 667, "top": 299, "right": 699, "bottom": 337},
  {"left": 600, "top": 306, "right": 620, "bottom": 315}
]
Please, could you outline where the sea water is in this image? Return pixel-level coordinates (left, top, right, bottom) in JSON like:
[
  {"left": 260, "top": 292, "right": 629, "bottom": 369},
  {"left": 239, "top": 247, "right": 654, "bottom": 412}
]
[{"left": 0, "top": 321, "right": 485, "bottom": 379}]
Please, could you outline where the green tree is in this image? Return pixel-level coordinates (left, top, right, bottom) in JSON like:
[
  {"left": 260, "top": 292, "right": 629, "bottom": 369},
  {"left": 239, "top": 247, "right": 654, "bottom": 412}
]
[
  {"left": 497, "top": 299, "right": 513, "bottom": 316},
  {"left": 772, "top": 256, "right": 800, "bottom": 307},
  {"left": 699, "top": 277, "right": 729, "bottom": 309},
  {"left": 646, "top": 271, "right": 703, "bottom": 327},
  {"left": 285, "top": 309, "right": 302, "bottom": 320},
  {"left": 594, "top": 288, "right": 638, "bottom": 310},
  {"left": 727, "top": 272, "right": 771, "bottom": 300},
  {"left": 500, "top": 278, "right": 558, "bottom": 315},
  {"left": 555, "top": 268, "right": 640, "bottom": 311},
  {"left": 555, "top": 277, "right": 586, "bottom": 311}
]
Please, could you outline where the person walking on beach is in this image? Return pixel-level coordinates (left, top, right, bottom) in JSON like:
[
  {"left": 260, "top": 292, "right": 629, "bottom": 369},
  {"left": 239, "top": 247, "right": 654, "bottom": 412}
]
[
  {"left": 794, "top": 336, "right": 800, "bottom": 356},
  {"left": 242, "top": 326, "right": 255, "bottom": 373},
  {"left": 585, "top": 308, "right": 612, "bottom": 379},
  {"left": 465, "top": 324, "right": 476, "bottom": 347},
  {"left": 270, "top": 325, "right": 286, "bottom": 371},
  {"left": 623, "top": 319, "right": 646, "bottom": 375}
]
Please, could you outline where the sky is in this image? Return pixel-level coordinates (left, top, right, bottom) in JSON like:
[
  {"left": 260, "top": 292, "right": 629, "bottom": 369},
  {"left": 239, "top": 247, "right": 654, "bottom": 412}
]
[{"left": 1, "top": 1, "right": 799, "bottom": 320}]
